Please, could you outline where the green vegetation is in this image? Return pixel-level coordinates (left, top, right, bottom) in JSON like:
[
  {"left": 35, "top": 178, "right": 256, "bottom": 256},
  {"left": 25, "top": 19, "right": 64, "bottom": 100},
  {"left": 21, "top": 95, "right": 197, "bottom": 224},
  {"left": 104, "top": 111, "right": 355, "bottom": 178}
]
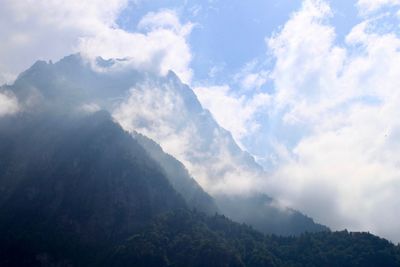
[
  {"left": 109, "top": 210, "right": 400, "bottom": 267},
  {"left": 0, "top": 111, "right": 399, "bottom": 266}
]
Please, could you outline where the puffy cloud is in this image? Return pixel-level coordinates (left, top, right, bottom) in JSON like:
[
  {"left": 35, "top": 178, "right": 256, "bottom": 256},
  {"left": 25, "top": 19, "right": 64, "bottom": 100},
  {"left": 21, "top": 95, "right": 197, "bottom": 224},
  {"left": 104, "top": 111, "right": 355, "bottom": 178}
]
[
  {"left": 0, "top": 0, "right": 127, "bottom": 84},
  {"left": 262, "top": 0, "right": 400, "bottom": 242},
  {"left": 190, "top": 0, "right": 400, "bottom": 242},
  {"left": 0, "top": 1, "right": 193, "bottom": 84},
  {"left": 0, "top": 91, "right": 19, "bottom": 116},
  {"left": 80, "top": 9, "right": 194, "bottom": 83}
]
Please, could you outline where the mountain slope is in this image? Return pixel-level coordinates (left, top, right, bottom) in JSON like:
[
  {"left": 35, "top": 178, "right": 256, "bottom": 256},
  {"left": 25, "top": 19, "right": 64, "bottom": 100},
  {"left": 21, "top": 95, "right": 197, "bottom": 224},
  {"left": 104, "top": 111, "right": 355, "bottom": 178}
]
[
  {"left": 134, "top": 132, "right": 218, "bottom": 215},
  {"left": 108, "top": 210, "right": 400, "bottom": 267},
  {"left": 1, "top": 54, "right": 327, "bottom": 235},
  {"left": 0, "top": 112, "right": 398, "bottom": 266},
  {"left": 0, "top": 111, "right": 186, "bottom": 265},
  {"left": 215, "top": 194, "right": 328, "bottom": 236},
  {"left": 4, "top": 54, "right": 263, "bottom": 193}
]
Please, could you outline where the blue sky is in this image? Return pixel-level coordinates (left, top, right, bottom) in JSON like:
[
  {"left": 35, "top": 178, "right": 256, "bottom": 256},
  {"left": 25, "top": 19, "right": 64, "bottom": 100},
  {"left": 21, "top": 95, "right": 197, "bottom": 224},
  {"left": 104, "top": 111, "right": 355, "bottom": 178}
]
[
  {"left": 124, "top": 0, "right": 400, "bottom": 242},
  {"left": 118, "top": 0, "right": 360, "bottom": 81},
  {"left": 111, "top": 0, "right": 364, "bottom": 165},
  {"left": 120, "top": 1, "right": 365, "bottom": 76},
  {"left": 111, "top": 0, "right": 370, "bottom": 165},
  {"left": 116, "top": 1, "right": 300, "bottom": 80}
]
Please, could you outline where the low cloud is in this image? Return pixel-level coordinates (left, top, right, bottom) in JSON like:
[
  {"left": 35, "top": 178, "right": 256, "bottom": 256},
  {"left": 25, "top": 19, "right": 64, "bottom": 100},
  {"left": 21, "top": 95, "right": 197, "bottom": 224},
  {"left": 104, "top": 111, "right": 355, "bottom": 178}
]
[
  {"left": 192, "top": 0, "right": 400, "bottom": 242},
  {"left": 113, "top": 78, "right": 264, "bottom": 195},
  {"left": 0, "top": 91, "right": 19, "bottom": 116},
  {"left": 193, "top": 85, "right": 270, "bottom": 145},
  {"left": 265, "top": 0, "right": 400, "bottom": 242}
]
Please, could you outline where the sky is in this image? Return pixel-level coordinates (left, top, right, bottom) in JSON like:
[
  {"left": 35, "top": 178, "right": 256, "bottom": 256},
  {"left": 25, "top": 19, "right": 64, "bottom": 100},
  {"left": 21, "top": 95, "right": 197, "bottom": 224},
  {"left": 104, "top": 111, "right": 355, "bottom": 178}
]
[{"left": 1, "top": 0, "right": 400, "bottom": 242}]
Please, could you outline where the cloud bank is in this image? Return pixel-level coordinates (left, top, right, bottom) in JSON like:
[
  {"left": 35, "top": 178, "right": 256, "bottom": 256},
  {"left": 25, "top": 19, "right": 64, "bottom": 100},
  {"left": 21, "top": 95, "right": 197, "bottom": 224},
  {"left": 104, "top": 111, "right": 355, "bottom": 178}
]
[
  {"left": 195, "top": 0, "right": 400, "bottom": 242},
  {"left": 267, "top": 0, "right": 400, "bottom": 242}
]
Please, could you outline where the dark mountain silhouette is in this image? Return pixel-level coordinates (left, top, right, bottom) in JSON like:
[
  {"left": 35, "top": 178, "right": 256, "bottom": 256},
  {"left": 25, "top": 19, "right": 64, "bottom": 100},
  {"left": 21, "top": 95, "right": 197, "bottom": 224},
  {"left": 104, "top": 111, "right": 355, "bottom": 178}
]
[{"left": 0, "top": 111, "right": 186, "bottom": 265}]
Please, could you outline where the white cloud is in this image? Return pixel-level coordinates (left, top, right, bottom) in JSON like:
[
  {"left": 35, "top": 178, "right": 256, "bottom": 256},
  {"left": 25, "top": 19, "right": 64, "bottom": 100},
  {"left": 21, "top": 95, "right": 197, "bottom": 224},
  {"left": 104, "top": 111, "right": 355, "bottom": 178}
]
[
  {"left": 0, "top": 0, "right": 127, "bottom": 84},
  {"left": 80, "top": 103, "right": 101, "bottom": 113},
  {"left": 190, "top": 0, "right": 400, "bottom": 242},
  {"left": 138, "top": 9, "right": 193, "bottom": 35},
  {"left": 357, "top": 0, "right": 400, "bottom": 14},
  {"left": 240, "top": 72, "right": 269, "bottom": 91},
  {"left": 260, "top": 0, "right": 400, "bottom": 242},
  {"left": 0, "top": 91, "right": 19, "bottom": 116},
  {"left": 234, "top": 60, "right": 270, "bottom": 91},
  {"left": 193, "top": 85, "right": 270, "bottom": 144},
  {"left": 113, "top": 78, "right": 264, "bottom": 195},
  {"left": 0, "top": 1, "right": 193, "bottom": 85},
  {"left": 81, "top": 9, "right": 193, "bottom": 83}
]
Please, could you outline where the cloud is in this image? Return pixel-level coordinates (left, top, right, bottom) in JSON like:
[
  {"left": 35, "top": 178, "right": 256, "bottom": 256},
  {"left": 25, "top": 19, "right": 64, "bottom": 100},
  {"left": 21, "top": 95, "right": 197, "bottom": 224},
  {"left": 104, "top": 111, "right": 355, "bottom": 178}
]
[
  {"left": 193, "top": 85, "right": 270, "bottom": 144},
  {"left": 190, "top": 0, "right": 400, "bottom": 242},
  {"left": 79, "top": 103, "right": 101, "bottom": 114},
  {"left": 138, "top": 9, "right": 193, "bottom": 35},
  {"left": 81, "top": 9, "right": 194, "bottom": 83},
  {"left": 357, "top": 0, "right": 400, "bottom": 14},
  {"left": 1, "top": 0, "right": 256, "bottom": 196},
  {"left": 113, "top": 77, "right": 264, "bottom": 195},
  {"left": 260, "top": 0, "right": 400, "bottom": 242},
  {"left": 0, "top": 0, "right": 127, "bottom": 84},
  {"left": 0, "top": 91, "right": 19, "bottom": 116},
  {"left": 0, "top": 1, "right": 193, "bottom": 84},
  {"left": 234, "top": 60, "right": 270, "bottom": 91}
]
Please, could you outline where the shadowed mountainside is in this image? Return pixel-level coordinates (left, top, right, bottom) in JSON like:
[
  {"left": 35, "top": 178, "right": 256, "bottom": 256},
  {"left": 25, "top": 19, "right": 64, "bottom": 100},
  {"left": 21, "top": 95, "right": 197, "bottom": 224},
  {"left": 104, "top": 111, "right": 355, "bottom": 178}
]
[{"left": 0, "top": 54, "right": 328, "bottom": 236}]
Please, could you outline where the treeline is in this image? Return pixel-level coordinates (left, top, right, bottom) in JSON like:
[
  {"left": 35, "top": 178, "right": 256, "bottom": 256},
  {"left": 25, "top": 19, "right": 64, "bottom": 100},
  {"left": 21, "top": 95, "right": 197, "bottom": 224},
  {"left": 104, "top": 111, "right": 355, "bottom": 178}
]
[{"left": 108, "top": 209, "right": 400, "bottom": 267}]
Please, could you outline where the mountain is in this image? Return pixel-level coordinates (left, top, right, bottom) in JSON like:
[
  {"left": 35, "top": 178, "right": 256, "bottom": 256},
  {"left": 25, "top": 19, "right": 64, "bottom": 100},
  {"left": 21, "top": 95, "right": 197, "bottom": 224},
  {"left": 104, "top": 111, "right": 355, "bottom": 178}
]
[
  {"left": 0, "top": 54, "right": 327, "bottom": 236},
  {"left": 215, "top": 194, "right": 328, "bottom": 236},
  {"left": 0, "top": 111, "right": 186, "bottom": 265},
  {"left": 108, "top": 210, "right": 400, "bottom": 267},
  {"left": 0, "top": 112, "right": 399, "bottom": 266},
  {"left": 5, "top": 54, "right": 263, "bottom": 193},
  {"left": 133, "top": 132, "right": 218, "bottom": 215}
]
